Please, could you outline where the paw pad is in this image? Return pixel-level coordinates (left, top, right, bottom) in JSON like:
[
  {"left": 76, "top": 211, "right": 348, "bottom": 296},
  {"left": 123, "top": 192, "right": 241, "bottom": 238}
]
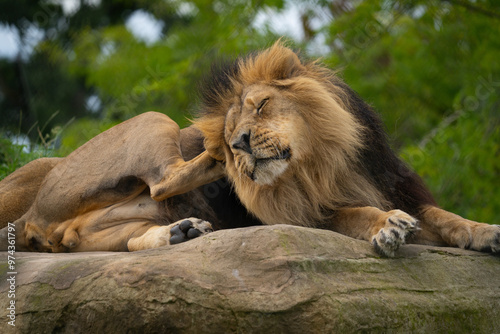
[{"left": 170, "top": 218, "right": 213, "bottom": 245}]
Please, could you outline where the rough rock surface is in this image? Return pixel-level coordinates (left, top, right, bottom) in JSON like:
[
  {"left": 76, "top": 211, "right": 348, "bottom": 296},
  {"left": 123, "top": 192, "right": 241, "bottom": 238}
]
[{"left": 1, "top": 225, "right": 499, "bottom": 333}]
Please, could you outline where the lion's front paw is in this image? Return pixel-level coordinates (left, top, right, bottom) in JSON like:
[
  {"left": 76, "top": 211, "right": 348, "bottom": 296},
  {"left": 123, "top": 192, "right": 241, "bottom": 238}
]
[
  {"left": 169, "top": 218, "right": 213, "bottom": 245},
  {"left": 372, "top": 210, "right": 419, "bottom": 257}
]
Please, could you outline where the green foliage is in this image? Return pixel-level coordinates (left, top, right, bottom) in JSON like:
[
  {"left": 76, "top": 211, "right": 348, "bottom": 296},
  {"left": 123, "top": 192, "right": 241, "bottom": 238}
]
[
  {"left": 0, "top": 137, "right": 55, "bottom": 179},
  {"left": 402, "top": 98, "right": 500, "bottom": 223}
]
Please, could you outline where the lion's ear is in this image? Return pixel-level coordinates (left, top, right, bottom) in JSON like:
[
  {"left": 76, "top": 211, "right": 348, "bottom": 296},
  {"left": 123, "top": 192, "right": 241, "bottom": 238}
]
[
  {"left": 280, "top": 51, "right": 303, "bottom": 79},
  {"left": 244, "top": 42, "right": 305, "bottom": 83},
  {"left": 266, "top": 43, "right": 305, "bottom": 80}
]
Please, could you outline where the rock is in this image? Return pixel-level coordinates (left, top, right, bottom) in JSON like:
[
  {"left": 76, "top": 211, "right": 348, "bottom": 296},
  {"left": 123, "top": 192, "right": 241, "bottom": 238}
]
[{"left": 1, "top": 225, "right": 499, "bottom": 333}]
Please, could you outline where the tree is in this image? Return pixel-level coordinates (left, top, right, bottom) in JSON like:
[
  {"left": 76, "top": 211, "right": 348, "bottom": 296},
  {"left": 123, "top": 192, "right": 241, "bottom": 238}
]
[{"left": 0, "top": 0, "right": 147, "bottom": 138}]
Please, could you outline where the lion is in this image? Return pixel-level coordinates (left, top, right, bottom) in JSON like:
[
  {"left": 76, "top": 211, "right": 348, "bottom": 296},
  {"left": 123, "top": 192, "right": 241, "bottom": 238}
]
[{"left": 1, "top": 42, "right": 499, "bottom": 257}]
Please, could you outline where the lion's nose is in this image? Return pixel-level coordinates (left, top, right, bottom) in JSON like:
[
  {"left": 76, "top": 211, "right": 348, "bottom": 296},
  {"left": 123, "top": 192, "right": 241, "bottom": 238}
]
[{"left": 231, "top": 131, "right": 252, "bottom": 154}]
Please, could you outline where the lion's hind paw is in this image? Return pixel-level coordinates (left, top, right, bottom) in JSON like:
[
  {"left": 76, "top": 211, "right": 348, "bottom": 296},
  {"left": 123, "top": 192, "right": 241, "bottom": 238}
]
[
  {"left": 490, "top": 225, "right": 500, "bottom": 253},
  {"left": 169, "top": 218, "right": 213, "bottom": 245},
  {"left": 471, "top": 224, "right": 500, "bottom": 254},
  {"left": 372, "top": 210, "right": 419, "bottom": 257}
]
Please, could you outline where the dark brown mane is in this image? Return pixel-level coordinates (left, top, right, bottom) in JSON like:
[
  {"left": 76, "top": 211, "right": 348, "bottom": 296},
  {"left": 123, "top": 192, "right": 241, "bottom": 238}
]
[
  {"left": 333, "top": 80, "right": 437, "bottom": 215},
  {"left": 198, "top": 57, "right": 240, "bottom": 111}
]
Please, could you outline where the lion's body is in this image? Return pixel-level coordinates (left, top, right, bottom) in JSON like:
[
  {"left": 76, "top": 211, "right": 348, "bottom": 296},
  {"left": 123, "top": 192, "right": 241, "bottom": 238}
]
[{"left": 0, "top": 42, "right": 498, "bottom": 256}]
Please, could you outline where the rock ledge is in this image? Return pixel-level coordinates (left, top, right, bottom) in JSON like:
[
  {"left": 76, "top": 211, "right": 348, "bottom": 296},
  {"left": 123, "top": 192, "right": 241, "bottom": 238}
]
[{"left": 1, "top": 225, "right": 499, "bottom": 333}]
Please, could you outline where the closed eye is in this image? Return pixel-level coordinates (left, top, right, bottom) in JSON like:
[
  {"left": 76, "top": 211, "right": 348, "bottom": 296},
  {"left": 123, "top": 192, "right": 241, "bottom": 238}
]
[{"left": 257, "top": 98, "right": 269, "bottom": 115}]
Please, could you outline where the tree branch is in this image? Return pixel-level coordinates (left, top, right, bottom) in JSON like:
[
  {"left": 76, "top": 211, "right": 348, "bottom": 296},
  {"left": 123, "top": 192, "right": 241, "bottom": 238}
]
[{"left": 443, "top": 0, "right": 500, "bottom": 20}]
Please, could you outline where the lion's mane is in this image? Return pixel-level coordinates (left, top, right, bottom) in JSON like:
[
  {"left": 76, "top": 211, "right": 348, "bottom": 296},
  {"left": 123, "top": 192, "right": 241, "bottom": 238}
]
[{"left": 194, "top": 42, "right": 436, "bottom": 227}]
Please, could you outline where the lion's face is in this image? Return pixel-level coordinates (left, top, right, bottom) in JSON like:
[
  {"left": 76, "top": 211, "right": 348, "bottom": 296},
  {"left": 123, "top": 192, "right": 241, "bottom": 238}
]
[{"left": 223, "top": 83, "right": 309, "bottom": 185}]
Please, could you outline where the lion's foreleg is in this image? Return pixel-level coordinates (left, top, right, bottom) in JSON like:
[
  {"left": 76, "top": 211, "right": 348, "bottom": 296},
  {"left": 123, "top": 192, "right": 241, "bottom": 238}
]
[
  {"left": 330, "top": 207, "right": 419, "bottom": 257},
  {"left": 414, "top": 205, "right": 500, "bottom": 253}
]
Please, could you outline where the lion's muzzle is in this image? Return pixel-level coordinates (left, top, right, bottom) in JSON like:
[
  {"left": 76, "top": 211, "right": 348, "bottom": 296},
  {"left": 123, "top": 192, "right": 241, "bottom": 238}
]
[{"left": 230, "top": 129, "right": 292, "bottom": 185}]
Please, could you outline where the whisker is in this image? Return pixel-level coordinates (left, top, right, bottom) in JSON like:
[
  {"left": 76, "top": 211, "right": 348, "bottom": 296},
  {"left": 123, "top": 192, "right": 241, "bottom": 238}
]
[
  {"left": 274, "top": 138, "right": 283, "bottom": 157},
  {"left": 269, "top": 138, "right": 278, "bottom": 157}
]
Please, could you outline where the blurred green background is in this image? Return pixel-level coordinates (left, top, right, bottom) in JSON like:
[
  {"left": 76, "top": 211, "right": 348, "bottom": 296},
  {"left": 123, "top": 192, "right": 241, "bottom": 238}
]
[{"left": 0, "top": 0, "right": 498, "bottom": 223}]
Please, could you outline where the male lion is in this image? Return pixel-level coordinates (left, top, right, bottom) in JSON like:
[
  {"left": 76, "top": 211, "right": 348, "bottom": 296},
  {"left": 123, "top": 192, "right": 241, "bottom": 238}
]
[{"left": 1, "top": 42, "right": 499, "bottom": 257}]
